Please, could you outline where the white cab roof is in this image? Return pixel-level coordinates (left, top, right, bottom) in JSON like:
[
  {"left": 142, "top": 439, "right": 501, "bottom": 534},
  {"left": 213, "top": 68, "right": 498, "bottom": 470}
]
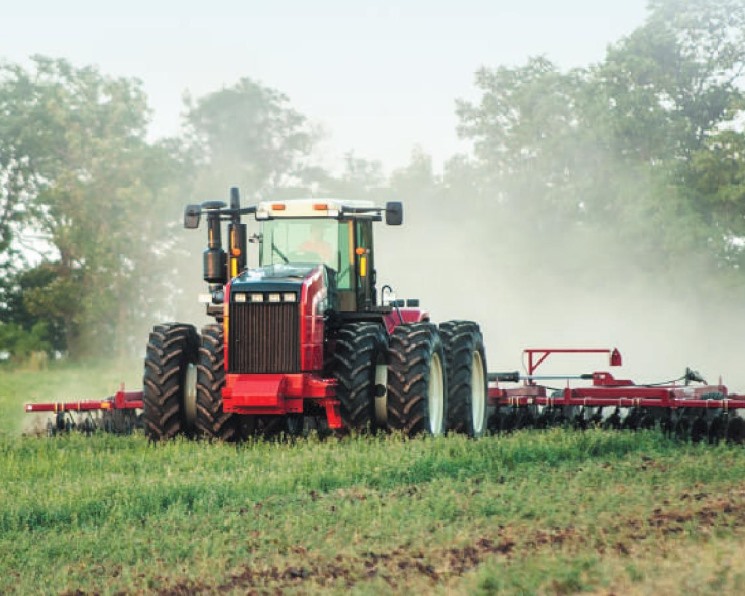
[{"left": 255, "top": 198, "right": 376, "bottom": 219}]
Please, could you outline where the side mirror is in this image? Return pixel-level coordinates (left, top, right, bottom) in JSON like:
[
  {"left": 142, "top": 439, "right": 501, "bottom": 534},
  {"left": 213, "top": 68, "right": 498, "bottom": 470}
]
[
  {"left": 184, "top": 204, "right": 202, "bottom": 229},
  {"left": 385, "top": 201, "right": 403, "bottom": 226}
]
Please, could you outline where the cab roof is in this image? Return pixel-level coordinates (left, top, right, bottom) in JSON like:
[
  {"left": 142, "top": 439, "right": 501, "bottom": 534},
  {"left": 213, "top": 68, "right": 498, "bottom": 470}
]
[{"left": 255, "top": 198, "right": 378, "bottom": 220}]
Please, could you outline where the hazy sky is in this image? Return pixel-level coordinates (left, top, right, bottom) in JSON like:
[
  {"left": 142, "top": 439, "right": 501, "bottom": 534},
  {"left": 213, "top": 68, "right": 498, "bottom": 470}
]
[{"left": 3, "top": 0, "right": 649, "bottom": 173}]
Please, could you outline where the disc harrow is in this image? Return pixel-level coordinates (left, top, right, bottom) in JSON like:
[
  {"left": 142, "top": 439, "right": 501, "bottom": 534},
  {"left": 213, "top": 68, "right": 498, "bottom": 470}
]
[
  {"left": 24, "top": 386, "right": 143, "bottom": 436},
  {"left": 23, "top": 347, "right": 745, "bottom": 443},
  {"left": 488, "top": 348, "right": 745, "bottom": 444}
]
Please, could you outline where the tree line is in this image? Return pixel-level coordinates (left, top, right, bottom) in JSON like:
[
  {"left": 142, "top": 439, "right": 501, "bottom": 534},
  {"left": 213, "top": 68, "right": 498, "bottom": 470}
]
[{"left": 1, "top": 0, "right": 744, "bottom": 360}]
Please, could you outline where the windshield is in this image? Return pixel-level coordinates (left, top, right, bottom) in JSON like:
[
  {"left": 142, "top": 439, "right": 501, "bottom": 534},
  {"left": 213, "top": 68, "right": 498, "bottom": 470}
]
[{"left": 260, "top": 219, "right": 341, "bottom": 270}]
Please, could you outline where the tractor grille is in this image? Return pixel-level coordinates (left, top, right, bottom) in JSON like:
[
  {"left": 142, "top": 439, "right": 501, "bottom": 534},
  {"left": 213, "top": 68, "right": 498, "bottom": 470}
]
[{"left": 228, "top": 302, "right": 300, "bottom": 373}]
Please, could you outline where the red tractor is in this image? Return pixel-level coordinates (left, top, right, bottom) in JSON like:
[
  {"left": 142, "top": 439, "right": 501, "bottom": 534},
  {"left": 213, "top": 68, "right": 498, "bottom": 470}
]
[{"left": 141, "top": 189, "right": 488, "bottom": 441}]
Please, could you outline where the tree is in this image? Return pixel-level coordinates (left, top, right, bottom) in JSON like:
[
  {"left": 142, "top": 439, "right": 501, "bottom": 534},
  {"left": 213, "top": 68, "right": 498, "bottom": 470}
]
[
  {"left": 593, "top": 0, "right": 745, "bottom": 161},
  {"left": 0, "top": 263, "right": 66, "bottom": 353},
  {"left": 455, "top": 0, "right": 745, "bottom": 282},
  {"left": 390, "top": 147, "right": 439, "bottom": 202},
  {"left": 588, "top": 0, "right": 745, "bottom": 270},
  {"left": 457, "top": 58, "right": 591, "bottom": 221},
  {"left": 0, "top": 56, "right": 187, "bottom": 358},
  {"left": 184, "top": 78, "right": 318, "bottom": 199},
  {"left": 314, "top": 152, "right": 387, "bottom": 199}
]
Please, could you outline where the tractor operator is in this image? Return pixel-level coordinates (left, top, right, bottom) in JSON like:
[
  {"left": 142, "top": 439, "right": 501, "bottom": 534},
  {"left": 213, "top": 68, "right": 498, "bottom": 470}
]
[{"left": 299, "top": 221, "right": 334, "bottom": 263}]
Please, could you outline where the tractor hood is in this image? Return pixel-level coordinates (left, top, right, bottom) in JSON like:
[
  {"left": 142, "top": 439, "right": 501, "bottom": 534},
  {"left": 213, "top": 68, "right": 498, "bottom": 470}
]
[{"left": 230, "top": 263, "right": 318, "bottom": 295}]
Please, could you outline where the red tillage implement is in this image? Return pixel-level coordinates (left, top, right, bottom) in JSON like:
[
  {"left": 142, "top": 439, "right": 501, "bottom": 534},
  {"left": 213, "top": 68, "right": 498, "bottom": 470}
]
[
  {"left": 488, "top": 348, "right": 745, "bottom": 443},
  {"left": 24, "top": 346, "right": 745, "bottom": 442},
  {"left": 25, "top": 386, "right": 143, "bottom": 436}
]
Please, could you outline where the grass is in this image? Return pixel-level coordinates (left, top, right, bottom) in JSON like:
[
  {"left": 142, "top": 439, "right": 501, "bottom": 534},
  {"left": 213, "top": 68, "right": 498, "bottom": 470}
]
[{"left": 2, "top": 365, "right": 745, "bottom": 593}]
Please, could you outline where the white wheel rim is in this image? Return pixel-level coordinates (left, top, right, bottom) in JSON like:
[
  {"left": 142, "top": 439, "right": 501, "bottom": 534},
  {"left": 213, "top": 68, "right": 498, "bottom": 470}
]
[
  {"left": 471, "top": 350, "right": 486, "bottom": 435},
  {"left": 184, "top": 363, "right": 197, "bottom": 428},
  {"left": 374, "top": 363, "right": 388, "bottom": 426},
  {"left": 428, "top": 352, "right": 444, "bottom": 435}
]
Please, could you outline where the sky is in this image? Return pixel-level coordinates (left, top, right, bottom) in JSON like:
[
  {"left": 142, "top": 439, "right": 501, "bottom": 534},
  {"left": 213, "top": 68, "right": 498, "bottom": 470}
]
[{"left": 2, "top": 0, "right": 649, "bottom": 173}]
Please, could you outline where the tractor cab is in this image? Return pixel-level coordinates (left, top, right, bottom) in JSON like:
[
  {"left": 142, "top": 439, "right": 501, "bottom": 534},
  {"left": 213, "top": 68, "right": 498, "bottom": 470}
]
[
  {"left": 254, "top": 198, "right": 399, "bottom": 313},
  {"left": 184, "top": 192, "right": 402, "bottom": 319}
]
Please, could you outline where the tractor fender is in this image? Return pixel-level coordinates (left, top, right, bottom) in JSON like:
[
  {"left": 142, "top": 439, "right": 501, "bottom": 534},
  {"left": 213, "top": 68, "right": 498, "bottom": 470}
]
[{"left": 384, "top": 307, "right": 429, "bottom": 334}]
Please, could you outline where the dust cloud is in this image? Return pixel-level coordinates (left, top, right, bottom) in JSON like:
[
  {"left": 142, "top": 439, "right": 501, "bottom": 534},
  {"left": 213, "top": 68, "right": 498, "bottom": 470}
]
[{"left": 375, "top": 197, "right": 745, "bottom": 392}]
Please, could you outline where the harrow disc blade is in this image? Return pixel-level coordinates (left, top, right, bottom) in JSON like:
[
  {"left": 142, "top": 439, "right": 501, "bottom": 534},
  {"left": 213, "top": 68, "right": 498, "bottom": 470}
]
[
  {"left": 535, "top": 408, "right": 551, "bottom": 429},
  {"left": 726, "top": 417, "right": 745, "bottom": 444},
  {"left": 589, "top": 408, "right": 604, "bottom": 427},
  {"left": 674, "top": 416, "right": 691, "bottom": 441},
  {"left": 690, "top": 417, "right": 708, "bottom": 444},
  {"left": 708, "top": 415, "right": 726, "bottom": 445},
  {"left": 500, "top": 410, "right": 517, "bottom": 433},
  {"left": 515, "top": 408, "right": 535, "bottom": 430},
  {"left": 603, "top": 409, "right": 622, "bottom": 430},
  {"left": 661, "top": 414, "right": 674, "bottom": 438},
  {"left": 622, "top": 408, "right": 642, "bottom": 431},
  {"left": 572, "top": 410, "right": 588, "bottom": 431},
  {"left": 639, "top": 411, "right": 656, "bottom": 430},
  {"left": 549, "top": 407, "right": 566, "bottom": 427}
]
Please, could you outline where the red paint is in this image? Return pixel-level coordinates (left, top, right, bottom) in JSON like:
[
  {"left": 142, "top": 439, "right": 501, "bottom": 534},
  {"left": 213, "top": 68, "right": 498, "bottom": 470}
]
[
  {"left": 24, "top": 386, "right": 143, "bottom": 413},
  {"left": 383, "top": 307, "right": 429, "bottom": 334},
  {"left": 524, "top": 348, "right": 622, "bottom": 376},
  {"left": 488, "top": 346, "right": 745, "bottom": 410},
  {"left": 222, "top": 372, "right": 340, "bottom": 427},
  {"left": 488, "top": 355, "right": 745, "bottom": 410},
  {"left": 300, "top": 266, "right": 326, "bottom": 371}
]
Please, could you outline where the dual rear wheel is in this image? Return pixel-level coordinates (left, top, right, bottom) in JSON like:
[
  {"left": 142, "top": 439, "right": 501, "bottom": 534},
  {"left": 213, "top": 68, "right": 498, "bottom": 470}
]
[
  {"left": 386, "top": 322, "right": 448, "bottom": 436},
  {"left": 368, "top": 320, "right": 487, "bottom": 438},
  {"left": 440, "top": 321, "right": 488, "bottom": 438}
]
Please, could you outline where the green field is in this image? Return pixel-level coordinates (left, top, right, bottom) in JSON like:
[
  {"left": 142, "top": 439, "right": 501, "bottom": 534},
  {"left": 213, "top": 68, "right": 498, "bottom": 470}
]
[{"left": 2, "top": 365, "right": 745, "bottom": 594}]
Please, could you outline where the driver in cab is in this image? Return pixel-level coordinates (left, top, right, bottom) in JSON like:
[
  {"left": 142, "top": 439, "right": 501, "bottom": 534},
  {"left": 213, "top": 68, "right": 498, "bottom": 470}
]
[{"left": 298, "top": 221, "right": 334, "bottom": 264}]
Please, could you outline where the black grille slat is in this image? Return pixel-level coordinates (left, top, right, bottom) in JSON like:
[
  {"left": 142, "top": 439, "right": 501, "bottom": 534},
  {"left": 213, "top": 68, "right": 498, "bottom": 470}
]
[{"left": 229, "top": 303, "right": 300, "bottom": 373}]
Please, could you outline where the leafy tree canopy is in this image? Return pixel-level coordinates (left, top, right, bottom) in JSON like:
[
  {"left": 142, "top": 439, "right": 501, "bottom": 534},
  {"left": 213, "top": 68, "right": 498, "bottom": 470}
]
[{"left": 0, "top": 56, "right": 186, "bottom": 357}]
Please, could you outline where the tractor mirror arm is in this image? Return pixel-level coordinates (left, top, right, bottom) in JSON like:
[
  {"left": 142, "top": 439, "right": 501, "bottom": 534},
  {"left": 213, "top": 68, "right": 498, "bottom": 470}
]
[
  {"left": 338, "top": 202, "right": 404, "bottom": 225},
  {"left": 184, "top": 203, "right": 258, "bottom": 229}
]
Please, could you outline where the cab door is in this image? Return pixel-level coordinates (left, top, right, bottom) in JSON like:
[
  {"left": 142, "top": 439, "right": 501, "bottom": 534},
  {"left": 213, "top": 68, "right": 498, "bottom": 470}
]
[{"left": 355, "top": 219, "right": 375, "bottom": 310}]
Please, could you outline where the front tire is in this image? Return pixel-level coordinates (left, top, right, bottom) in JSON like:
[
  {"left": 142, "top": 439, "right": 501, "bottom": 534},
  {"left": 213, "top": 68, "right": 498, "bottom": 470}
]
[
  {"left": 387, "top": 323, "right": 448, "bottom": 436},
  {"left": 331, "top": 322, "right": 388, "bottom": 432},
  {"left": 195, "top": 324, "right": 241, "bottom": 441},
  {"left": 143, "top": 323, "right": 199, "bottom": 441}
]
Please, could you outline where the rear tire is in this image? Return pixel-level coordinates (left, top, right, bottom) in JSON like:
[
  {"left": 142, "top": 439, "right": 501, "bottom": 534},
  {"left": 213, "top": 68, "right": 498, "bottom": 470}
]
[
  {"left": 387, "top": 323, "right": 448, "bottom": 436},
  {"left": 331, "top": 322, "right": 388, "bottom": 432},
  {"left": 440, "top": 321, "right": 488, "bottom": 437},
  {"left": 195, "top": 324, "right": 241, "bottom": 441},
  {"left": 143, "top": 323, "right": 199, "bottom": 441}
]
